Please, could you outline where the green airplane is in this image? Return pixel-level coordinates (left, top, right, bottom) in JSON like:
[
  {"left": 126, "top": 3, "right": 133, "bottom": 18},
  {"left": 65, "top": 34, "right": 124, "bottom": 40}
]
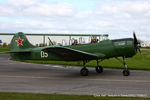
[{"left": 10, "top": 32, "right": 140, "bottom": 76}]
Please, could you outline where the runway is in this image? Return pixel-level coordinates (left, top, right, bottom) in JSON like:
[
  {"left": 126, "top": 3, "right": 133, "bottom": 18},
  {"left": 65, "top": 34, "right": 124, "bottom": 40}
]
[{"left": 0, "top": 53, "right": 150, "bottom": 97}]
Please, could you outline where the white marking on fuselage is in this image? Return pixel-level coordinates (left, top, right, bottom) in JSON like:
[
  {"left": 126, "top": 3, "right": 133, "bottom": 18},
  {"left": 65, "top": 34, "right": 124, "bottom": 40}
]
[{"left": 41, "top": 51, "right": 48, "bottom": 58}]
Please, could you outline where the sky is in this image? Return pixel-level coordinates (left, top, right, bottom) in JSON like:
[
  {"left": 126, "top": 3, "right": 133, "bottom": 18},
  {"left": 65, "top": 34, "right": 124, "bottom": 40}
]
[{"left": 0, "top": 0, "right": 150, "bottom": 44}]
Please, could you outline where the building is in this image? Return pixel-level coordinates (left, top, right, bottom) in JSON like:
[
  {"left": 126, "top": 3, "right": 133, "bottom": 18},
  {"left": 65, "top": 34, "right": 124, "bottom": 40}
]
[{"left": 141, "top": 40, "right": 150, "bottom": 47}]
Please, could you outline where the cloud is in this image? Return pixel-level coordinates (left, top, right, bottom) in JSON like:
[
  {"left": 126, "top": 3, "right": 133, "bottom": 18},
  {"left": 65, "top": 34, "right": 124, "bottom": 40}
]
[
  {"left": 0, "top": 0, "right": 75, "bottom": 19},
  {"left": 0, "top": 5, "right": 16, "bottom": 16},
  {"left": 23, "top": 2, "right": 74, "bottom": 19},
  {"left": 0, "top": 0, "right": 150, "bottom": 41},
  {"left": 75, "top": 11, "right": 92, "bottom": 19},
  {"left": 91, "top": 1, "right": 150, "bottom": 37},
  {"left": 7, "top": 0, "right": 36, "bottom": 7}
]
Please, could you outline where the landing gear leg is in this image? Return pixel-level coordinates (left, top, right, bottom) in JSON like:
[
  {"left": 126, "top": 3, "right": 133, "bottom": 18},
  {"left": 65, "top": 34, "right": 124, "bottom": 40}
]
[
  {"left": 122, "top": 56, "right": 130, "bottom": 76},
  {"left": 80, "top": 60, "right": 89, "bottom": 76},
  {"left": 95, "top": 59, "right": 103, "bottom": 73}
]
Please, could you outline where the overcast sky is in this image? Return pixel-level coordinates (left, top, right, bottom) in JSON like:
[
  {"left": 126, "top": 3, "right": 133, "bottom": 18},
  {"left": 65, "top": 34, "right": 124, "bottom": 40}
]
[{"left": 0, "top": 0, "right": 150, "bottom": 43}]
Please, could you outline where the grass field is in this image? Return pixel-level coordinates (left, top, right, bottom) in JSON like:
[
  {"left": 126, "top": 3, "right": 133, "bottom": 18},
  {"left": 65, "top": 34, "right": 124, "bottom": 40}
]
[
  {"left": 0, "top": 93, "right": 149, "bottom": 100},
  {"left": 14, "top": 50, "right": 150, "bottom": 70},
  {"left": 0, "top": 47, "right": 10, "bottom": 53}
]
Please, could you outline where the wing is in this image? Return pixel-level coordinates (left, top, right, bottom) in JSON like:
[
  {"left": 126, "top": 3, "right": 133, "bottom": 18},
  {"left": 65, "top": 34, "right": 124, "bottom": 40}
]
[{"left": 42, "top": 46, "right": 105, "bottom": 61}]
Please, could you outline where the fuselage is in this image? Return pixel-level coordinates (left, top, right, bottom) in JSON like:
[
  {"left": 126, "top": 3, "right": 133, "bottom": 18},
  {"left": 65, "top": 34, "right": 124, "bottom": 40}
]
[{"left": 11, "top": 38, "right": 137, "bottom": 61}]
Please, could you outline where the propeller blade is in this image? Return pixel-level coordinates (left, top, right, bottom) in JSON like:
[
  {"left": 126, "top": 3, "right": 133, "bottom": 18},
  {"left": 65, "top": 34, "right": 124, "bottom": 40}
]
[
  {"left": 137, "top": 46, "right": 143, "bottom": 56},
  {"left": 133, "top": 31, "right": 138, "bottom": 45},
  {"left": 133, "top": 31, "right": 143, "bottom": 56}
]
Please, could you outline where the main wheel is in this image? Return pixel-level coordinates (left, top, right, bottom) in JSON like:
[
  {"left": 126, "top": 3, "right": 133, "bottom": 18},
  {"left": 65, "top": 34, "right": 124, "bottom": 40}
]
[
  {"left": 96, "top": 66, "right": 103, "bottom": 73},
  {"left": 80, "top": 67, "right": 89, "bottom": 76},
  {"left": 123, "top": 69, "right": 130, "bottom": 76}
]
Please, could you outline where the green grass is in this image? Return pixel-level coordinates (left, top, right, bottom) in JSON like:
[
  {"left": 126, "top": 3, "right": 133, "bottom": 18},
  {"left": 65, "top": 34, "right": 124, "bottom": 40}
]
[
  {"left": 0, "top": 93, "right": 149, "bottom": 100},
  {"left": 0, "top": 47, "right": 10, "bottom": 53},
  {"left": 12, "top": 50, "right": 150, "bottom": 70}
]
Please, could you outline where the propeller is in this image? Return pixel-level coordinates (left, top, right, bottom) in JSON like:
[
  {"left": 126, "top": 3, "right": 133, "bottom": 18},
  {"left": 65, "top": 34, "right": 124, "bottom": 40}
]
[{"left": 133, "top": 31, "right": 142, "bottom": 56}]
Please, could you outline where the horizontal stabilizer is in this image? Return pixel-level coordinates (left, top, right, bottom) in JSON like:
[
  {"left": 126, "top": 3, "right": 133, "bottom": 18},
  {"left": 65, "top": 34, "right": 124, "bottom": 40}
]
[{"left": 9, "top": 49, "right": 32, "bottom": 53}]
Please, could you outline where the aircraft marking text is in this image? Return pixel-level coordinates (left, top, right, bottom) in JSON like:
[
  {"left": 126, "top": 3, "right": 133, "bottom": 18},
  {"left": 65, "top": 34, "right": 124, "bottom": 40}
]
[{"left": 41, "top": 51, "right": 48, "bottom": 58}]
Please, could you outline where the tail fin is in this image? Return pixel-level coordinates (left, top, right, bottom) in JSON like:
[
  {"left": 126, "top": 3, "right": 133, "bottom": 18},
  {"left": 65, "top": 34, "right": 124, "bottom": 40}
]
[{"left": 10, "top": 32, "right": 34, "bottom": 52}]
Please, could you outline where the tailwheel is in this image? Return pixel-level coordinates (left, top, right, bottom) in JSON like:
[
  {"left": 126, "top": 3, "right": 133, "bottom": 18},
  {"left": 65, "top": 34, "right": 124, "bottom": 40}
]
[
  {"left": 80, "top": 67, "right": 89, "bottom": 76},
  {"left": 123, "top": 69, "right": 130, "bottom": 76},
  {"left": 96, "top": 66, "right": 103, "bottom": 73}
]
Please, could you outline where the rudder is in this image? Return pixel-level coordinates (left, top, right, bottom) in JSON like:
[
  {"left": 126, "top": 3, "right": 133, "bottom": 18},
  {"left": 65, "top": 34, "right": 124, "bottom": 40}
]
[{"left": 10, "top": 32, "right": 34, "bottom": 52}]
